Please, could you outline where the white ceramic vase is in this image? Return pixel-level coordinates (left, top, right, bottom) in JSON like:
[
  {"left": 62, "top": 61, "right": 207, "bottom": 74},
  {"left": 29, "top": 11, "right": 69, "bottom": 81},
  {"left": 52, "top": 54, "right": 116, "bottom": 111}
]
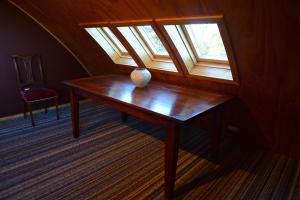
[{"left": 130, "top": 68, "right": 151, "bottom": 87}]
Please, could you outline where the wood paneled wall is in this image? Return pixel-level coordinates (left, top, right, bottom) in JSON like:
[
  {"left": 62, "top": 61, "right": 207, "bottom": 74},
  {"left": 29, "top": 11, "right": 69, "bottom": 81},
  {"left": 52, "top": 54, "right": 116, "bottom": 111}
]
[{"left": 8, "top": 0, "right": 300, "bottom": 158}]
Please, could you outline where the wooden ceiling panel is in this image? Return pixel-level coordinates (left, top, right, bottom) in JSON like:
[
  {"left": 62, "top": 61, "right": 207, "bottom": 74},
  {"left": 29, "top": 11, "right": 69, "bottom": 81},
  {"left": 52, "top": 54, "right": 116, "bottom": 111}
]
[
  {"left": 9, "top": 0, "right": 117, "bottom": 75},
  {"left": 8, "top": 0, "right": 231, "bottom": 76}
]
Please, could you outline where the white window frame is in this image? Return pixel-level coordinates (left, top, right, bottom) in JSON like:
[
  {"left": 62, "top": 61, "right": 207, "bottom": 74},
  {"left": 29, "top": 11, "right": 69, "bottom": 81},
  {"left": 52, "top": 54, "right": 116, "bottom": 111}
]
[
  {"left": 84, "top": 26, "right": 137, "bottom": 67},
  {"left": 155, "top": 16, "right": 239, "bottom": 84},
  {"left": 111, "top": 20, "right": 182, "bottom": 73},
  {"left": 101, "top": 27, "right": 130, "bottom": 57},
  {"left": 135, "top": 26, "right": 170, "bottom": 60},
  {"left": 183, "top": 25, "right": 229, "bottom": 64}
]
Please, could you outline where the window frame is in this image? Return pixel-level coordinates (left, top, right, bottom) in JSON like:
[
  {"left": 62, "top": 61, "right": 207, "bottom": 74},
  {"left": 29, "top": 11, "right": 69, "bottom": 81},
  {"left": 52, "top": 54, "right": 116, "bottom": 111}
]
[
  {"left": 101, "top": 27, "right": 130, "bottom": 57},
  {"left": 181, "top": 24, "right": 229, "bottom": 66},
  {"left": 81, "top": 22, "right": 137, "bottom": 67},
  {"left": 155, "top": 15, "right": 239, "bottom": 84},
  {"left": 110, "top": 19, "right": 183, "bottom": 74},
  {"left": 134, "top": 25, "right": 170, "bottom": 60},
  {"left": 80, "top": 16, "right": 239, "bottom": 84}
]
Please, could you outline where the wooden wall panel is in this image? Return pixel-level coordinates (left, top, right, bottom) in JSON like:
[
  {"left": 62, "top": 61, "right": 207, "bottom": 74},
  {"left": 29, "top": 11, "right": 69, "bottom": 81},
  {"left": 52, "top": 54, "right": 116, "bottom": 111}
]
[
  {"left": 272, "top": 0, "right": 300, "bottom": 157},
  {"left": 8, "top": 0, "right": 300, "bottom": 158}
]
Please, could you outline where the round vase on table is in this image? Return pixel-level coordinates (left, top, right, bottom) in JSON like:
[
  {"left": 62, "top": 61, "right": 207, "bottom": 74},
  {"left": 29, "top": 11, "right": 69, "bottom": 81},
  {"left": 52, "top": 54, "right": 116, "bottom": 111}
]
[{"left": 130, "top": 68, "right": 151, "bottom": 88}]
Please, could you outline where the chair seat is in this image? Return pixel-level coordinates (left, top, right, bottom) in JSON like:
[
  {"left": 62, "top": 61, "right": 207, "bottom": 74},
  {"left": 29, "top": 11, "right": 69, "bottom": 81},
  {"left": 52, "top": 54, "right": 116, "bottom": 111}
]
[{"left": 21, "top": 87, "right": 58, "bottom": 102}]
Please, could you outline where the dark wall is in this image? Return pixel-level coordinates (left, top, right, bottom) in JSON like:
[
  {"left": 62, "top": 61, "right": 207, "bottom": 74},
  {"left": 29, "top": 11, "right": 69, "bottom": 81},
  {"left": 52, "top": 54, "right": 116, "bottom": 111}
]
[{"left": 0, "top": 1, "right": 88, "bottom": 117}]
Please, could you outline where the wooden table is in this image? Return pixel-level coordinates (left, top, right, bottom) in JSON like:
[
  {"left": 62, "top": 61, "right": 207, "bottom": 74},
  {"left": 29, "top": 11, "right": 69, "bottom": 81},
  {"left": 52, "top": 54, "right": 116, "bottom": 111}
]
[{"left": 64, "top": 74, "right": 232, "bottom": 198}]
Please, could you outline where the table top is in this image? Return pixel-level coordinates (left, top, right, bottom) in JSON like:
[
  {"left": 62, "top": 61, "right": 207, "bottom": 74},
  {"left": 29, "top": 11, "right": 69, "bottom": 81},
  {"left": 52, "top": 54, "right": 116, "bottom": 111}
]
[{"left": 65, "top": 75, "right": 232, "bottom": 122}]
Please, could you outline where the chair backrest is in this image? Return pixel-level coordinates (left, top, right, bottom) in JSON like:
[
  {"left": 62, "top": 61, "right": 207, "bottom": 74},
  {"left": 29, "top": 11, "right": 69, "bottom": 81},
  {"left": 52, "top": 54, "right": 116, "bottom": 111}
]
[{"left": 12, "top": 55, "right": 45, "bottom": 90}]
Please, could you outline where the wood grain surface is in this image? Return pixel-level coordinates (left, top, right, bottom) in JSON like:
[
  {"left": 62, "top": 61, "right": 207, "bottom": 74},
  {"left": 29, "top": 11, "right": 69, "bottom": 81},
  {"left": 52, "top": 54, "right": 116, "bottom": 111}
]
[{"left": 65, "top": 74, "right": 232, "bottom": 122}]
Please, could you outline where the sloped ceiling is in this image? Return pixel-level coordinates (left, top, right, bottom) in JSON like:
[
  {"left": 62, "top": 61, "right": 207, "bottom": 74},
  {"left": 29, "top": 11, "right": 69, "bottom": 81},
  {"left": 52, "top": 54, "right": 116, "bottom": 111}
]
[
  {"left": 8, "top": 0, "right": 300, "bottom": 158},
  {"left": 8, "top": 0, "right": 243, "bottom": 76}
]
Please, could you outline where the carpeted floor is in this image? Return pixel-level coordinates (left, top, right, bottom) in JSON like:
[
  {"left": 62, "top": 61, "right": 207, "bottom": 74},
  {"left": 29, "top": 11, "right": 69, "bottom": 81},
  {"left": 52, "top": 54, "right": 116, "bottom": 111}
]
[{"left": 0, "top": 102, "right": 299, "bottom": 200}]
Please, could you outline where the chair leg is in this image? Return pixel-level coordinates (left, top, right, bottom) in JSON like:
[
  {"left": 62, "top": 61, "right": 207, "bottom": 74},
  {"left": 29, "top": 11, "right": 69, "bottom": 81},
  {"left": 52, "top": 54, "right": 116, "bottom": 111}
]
[
  {"left": 55, "top": 98, "right": 59, "bottom": 120},
  {"left": 28, "top": 103, "right": 35, "bottom": 126},
  {"left": 23, "top": 101, "right": 27, "bottom": 119}
]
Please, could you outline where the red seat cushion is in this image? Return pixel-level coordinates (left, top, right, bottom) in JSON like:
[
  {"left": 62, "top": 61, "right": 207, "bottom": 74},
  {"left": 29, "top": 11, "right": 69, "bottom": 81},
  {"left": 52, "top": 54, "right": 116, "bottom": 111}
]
[{"left": 21, "top": 87, "right": 58, "bottom": 102}]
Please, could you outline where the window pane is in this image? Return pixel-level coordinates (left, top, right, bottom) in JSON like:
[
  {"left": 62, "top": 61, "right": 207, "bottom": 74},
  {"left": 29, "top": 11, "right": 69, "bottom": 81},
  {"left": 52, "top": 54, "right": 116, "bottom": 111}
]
[
  {"left": 85, "top": 28, "right": 115, "bottom": 55},
  {"left": 185, "top": 24, "right": 228, "bottom": 61},
  {"left": 85, "top": 27, "right": 136, "bottom": 67},
  {"left": 136, "top": 25, "right": 169, "bottom": 56},
  {"left": 102, "top": 27, "right": 128, "bottom": 54}
]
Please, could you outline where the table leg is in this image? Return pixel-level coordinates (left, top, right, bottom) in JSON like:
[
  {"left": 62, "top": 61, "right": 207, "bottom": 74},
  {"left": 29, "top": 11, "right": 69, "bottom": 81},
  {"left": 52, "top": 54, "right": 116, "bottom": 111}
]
[
  {"left": 211, "top": 105, "right": 224, "bottom": 159},
  {"left": 165, "top": 123, "right": 180, "bottom": 199},
  {"left": 121, "top": 112, "right": 128, "bottom": 122},
  {"left": 70, "top": 88, "right": 79, "bottom": 138}
]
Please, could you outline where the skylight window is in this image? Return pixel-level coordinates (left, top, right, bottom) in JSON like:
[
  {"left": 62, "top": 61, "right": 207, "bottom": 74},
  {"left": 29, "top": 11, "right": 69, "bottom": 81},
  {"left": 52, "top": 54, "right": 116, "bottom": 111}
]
[
  {"left": 85, "top": 27, "right": 137, "bottom": 67},
  {"left": 136, "top": 26, "right": 169, "bottom": 57},
  {"left": 115, "top": 23, "right": 178, "bottom": 72},
  {"left": 156, "top": 16, "right": 239, "bottom": 83},
  {"left": 184, "top": 24, "right": 228, "bottom": 62},
  {"left": 102, "top": 27, "right": 128, "bottom": 55},
  {"left": 81, "top": 16, "right": 238, "bottom": 83}
]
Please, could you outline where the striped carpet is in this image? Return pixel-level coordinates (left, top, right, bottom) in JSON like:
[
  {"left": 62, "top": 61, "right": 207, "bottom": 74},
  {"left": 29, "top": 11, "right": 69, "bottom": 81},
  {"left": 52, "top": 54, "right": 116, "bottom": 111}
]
[{"left": 0, "top": 101, "right": 299, "bottom": 200}]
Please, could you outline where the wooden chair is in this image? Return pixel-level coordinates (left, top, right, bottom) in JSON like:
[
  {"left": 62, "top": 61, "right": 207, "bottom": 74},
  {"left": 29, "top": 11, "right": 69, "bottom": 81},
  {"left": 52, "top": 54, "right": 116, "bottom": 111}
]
[{"left": 12, "top": 55, "right": 59, "bottom": 126}]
